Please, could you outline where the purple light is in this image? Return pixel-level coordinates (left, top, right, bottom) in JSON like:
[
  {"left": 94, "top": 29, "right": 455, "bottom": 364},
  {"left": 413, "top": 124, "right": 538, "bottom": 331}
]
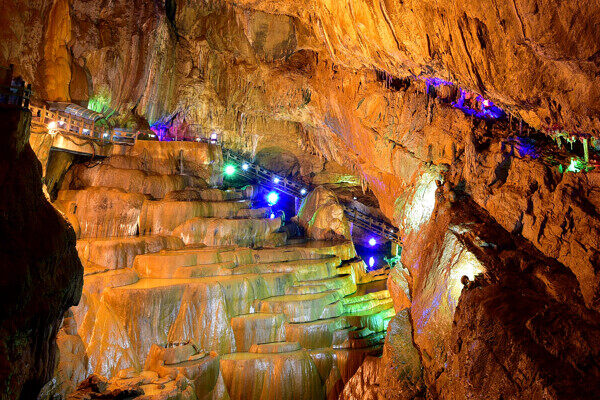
[{"left": 368, "top": 238, "right": 377, "bottom": 247}]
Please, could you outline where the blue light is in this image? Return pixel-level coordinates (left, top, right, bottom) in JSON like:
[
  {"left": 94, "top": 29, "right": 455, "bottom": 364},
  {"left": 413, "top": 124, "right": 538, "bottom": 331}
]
[
  {"left": 368, "top": 237, "right": 377, "bottom": 247},
  {"left": 270, "top": 213, "right": 275, "bottom": 219},
  {"left": 368, "top": 257, "right": 375, "bottom": 268},
  {"left": 300, "top": 188, "right": 307, "bottom": 195},
  {"left": 273, "top": 177, "right": 280, "bottom": 184},
  {"left": 266, "top": 191, "right": 279, "bottom": 206},
  {"left": 242, "top": 163, "right": 249, "bottom": 171}
]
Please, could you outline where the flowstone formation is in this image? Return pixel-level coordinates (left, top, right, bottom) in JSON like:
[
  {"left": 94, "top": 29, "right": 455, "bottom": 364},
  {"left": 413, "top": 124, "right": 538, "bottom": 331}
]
[
  {"left": 3, "top": 0, "right": 600, "bottom": 398},
  {"left": 40, "top": 140, "right": 393, "bottom": 399}
]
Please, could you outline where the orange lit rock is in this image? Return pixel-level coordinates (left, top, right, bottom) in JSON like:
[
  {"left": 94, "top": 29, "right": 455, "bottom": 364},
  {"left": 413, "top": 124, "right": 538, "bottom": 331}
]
[
  {"left": 298, "top": 186, "right": 352, "bottom": 241},
  {"left": 219, "top": 348, "right": 324, "bottom": 400},
  {"left": 172, "top": 216, "right": 285, "bottom": 247}
]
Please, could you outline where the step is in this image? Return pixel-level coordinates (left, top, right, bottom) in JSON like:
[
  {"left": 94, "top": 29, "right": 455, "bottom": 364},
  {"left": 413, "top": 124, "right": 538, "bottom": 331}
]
[
  {"left": 165, "top": 188, "right": 246, "bottom": 202},
  {"left": 83, "top": 268, "right": 140, "bottom": 295},
  {"left": 338, "top": 258, "right": 389, "bottom": 284},
  {"left": 344, "top": 303, "right": 395, "bottom": 333},
  {"left": 249, "top": 341, "right": 301, "bottom": 354},
  {"left": 343, "top": 297, "right": 393, "bottom": 314},
  {"left": 230, "top": 313, "right": 286, "bottom": 352},
  {"left": 342, "top": 280, "right": 390, "bottom": 306},
  {"left": 254, "top": 291, "right": 343, "bottom": 323},
  {"left": 172, "top": 216, "right": 286, "bottom": 247},
  {"left": 332, "top": 329, "right": 385, "bottom": 350},
  {"left": 249, "top": 241, "right": 356, "bottom": 264},
  {"left": 219, "top": 349, "right": 324, "bottom": 400},
  {"left": 77, "top": 235, "right": 184, "bottom": 270},
  {"left": 287, "top": 274, "right": 356, "bottom": 297},
  {"left": 172, "top": 262, "right": 237, "bottom": 279},
  {"left": 233, "top": 256, "right": 341, "bottom": 281},
  {"left": 284, "top": 317, "right": 348, "bottom": 349},
  {"left": 65, "top": 163, "right": 205, "bottom": 199},
  {"left": 56, "top": 187, "right": 147, "bottom": 238},
  {"left": 132, "top": 247, "right": 228, "bottom": 276},
  {"left": 139, "top": 199, "right": 255, "bottom": 235}
]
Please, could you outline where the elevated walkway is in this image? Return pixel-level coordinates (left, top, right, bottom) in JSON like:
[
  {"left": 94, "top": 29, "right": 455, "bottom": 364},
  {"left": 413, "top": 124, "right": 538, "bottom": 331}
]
[{"left": 223, "top": 149, "right": 402, "bottom": 245}]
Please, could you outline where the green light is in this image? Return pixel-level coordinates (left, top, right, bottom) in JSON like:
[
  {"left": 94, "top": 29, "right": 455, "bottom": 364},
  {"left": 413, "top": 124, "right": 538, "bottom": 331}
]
[{"left": 224, "top": 164, "right": 236, "bottom": 176}]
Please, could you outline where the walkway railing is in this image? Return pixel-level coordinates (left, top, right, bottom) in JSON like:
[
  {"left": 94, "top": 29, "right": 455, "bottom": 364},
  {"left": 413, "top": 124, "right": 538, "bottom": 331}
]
[
  {"left": 223, "top": 148, "right": 402, "bottom": 244},
  {"left": 30, "top": 103, "right": 138, "bottom": 146}
]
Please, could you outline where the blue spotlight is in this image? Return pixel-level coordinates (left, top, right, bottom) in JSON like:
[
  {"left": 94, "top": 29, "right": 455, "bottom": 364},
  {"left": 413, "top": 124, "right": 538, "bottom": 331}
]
[
  {"left": 266, "top": 191, "right": 279, "bottom": 206},
  {"left": 300, "top": 188, "right": 307, "bottom": 195},
  {"left": 368, "top": 257, "right": 375, "bottom": 268},
  {"left": 242, "top": 163, "right": 249, "bottom": 171},
  {"left": 368, "top": 237, "right": 377, "bottom": 247},
  {"left": 273, "top": 177, "right": 280, "bottom": 184},
  {"left": 269, "top": 213, "right": 275, "bottom": 219}
]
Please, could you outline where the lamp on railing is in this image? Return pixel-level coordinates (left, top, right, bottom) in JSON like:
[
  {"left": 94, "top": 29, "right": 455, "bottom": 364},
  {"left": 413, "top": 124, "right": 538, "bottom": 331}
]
[{"left": 47, "top": 121, "right": 59, "bottom": 136}]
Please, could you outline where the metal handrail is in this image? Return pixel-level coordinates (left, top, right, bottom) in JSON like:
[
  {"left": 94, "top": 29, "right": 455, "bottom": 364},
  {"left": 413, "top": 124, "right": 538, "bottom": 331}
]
[{"left": 223, "top": 148, "right": 402, "bottom": 244}]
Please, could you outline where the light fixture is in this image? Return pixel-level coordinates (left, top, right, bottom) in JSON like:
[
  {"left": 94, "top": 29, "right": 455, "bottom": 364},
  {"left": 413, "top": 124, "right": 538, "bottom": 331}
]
[
  {"left": 48, "top": 121, "right": 58, "bottom": 130},
  {"left": 242, "top": 163, "right": 249, "bottom": 171},
  {"left": 224, "top": 164, "right": 236, "bottom": 176},
  {"left": 266, "top": 191, "right": 279, "bottom": 206},
  {"left": 210, "top": 132, "right": 218, "bottom": 140},
  {"left": 273, "top": 177, "right": 280, "bottom": 184},
  {"left": 269, "top": 213, "right": 275, "bottom": 219},
  {"left": 368, "top": 257, "right": 375, "bottom": 268},
  {"left": 58, "top": 121, "right": 65, "bottom": 126},
  {"left": 368, "top": 237, "right": 377, "bottom": 247},
  {"left": 300, "top": 188, "right": 307, "bottom": 195},
  {"left": 353, "top": 197, "right": 357, "bottom": 200}
]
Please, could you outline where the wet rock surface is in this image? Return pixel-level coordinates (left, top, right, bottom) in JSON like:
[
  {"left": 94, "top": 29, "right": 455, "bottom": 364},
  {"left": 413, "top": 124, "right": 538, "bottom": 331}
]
[
  {"left": 36, "top": 143, "right": 394, "bottom": 399},
  {"left": 3, "top": 0, "right": 600, "bottom": 398}
]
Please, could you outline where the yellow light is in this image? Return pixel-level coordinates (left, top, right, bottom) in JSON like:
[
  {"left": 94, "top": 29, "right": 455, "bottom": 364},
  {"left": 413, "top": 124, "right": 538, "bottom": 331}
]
[{"left": 48, "top": 121, "right": 58, "bottom": 130}]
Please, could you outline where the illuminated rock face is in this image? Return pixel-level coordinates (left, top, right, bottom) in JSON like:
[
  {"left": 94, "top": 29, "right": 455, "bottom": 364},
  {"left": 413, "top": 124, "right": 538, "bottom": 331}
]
[
  {"left": 39, "top": 143, "right": 395, "bottom": 399},
  {"left": 4, "top": 0, "right": 600, "bottom": 398}
]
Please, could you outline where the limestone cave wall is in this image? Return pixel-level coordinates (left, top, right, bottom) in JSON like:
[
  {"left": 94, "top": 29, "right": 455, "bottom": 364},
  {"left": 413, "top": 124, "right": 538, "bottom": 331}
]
[{"left": 2, "top": 0, "right": 600, "bottom": 398}]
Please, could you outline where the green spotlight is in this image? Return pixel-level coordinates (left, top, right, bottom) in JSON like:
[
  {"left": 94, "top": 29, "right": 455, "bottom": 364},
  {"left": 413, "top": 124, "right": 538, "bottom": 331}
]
[{"left": 224, "top": 164, "right": 236, "bottom": 176}]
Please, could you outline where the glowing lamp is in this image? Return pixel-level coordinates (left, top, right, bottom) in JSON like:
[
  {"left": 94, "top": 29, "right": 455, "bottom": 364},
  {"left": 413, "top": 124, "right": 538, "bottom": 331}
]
[
  {"left": 273, "top": 177, "right": 280, "bottom": 184},
  {"left": 300, "top": 188, "right": 307, "bottom": 195},
  {"left": 210, "top": 132, "right": 218, "bottom": 140},
  {"left": 242, "top": 163, "right": 249, "bottom": 171},
  {"left": 224, "top": 164, "right": 236, "bottom": 176},
  {"left": 353, "top": 197, "right": 357, "bottom": 200},
  {"left": 48, "top": 121, "right": 58, "bottom": 130},
  {"left": 368, "top": 237, "right": 377, "bottom": 247},
  {"left": 270, "top": 213, "right": 275, "bottom": 219},
  {"left": 368, "top": 257, "right": 375, "bottom": 268},
  {"left": 267, "top": 191, "right": 279, "bottom": 206}
]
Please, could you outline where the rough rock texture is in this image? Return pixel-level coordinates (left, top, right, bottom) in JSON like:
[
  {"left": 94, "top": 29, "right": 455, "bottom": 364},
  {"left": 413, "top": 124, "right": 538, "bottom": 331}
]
[
  {"left": 5, "top": 1, "right": 600, "bottom": 398},
  {"left": 0, "top": 106, "right": 83, "bottom": 399},
  {"left": 298, "top": 186, "right": 352, "bottom": 241}
]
